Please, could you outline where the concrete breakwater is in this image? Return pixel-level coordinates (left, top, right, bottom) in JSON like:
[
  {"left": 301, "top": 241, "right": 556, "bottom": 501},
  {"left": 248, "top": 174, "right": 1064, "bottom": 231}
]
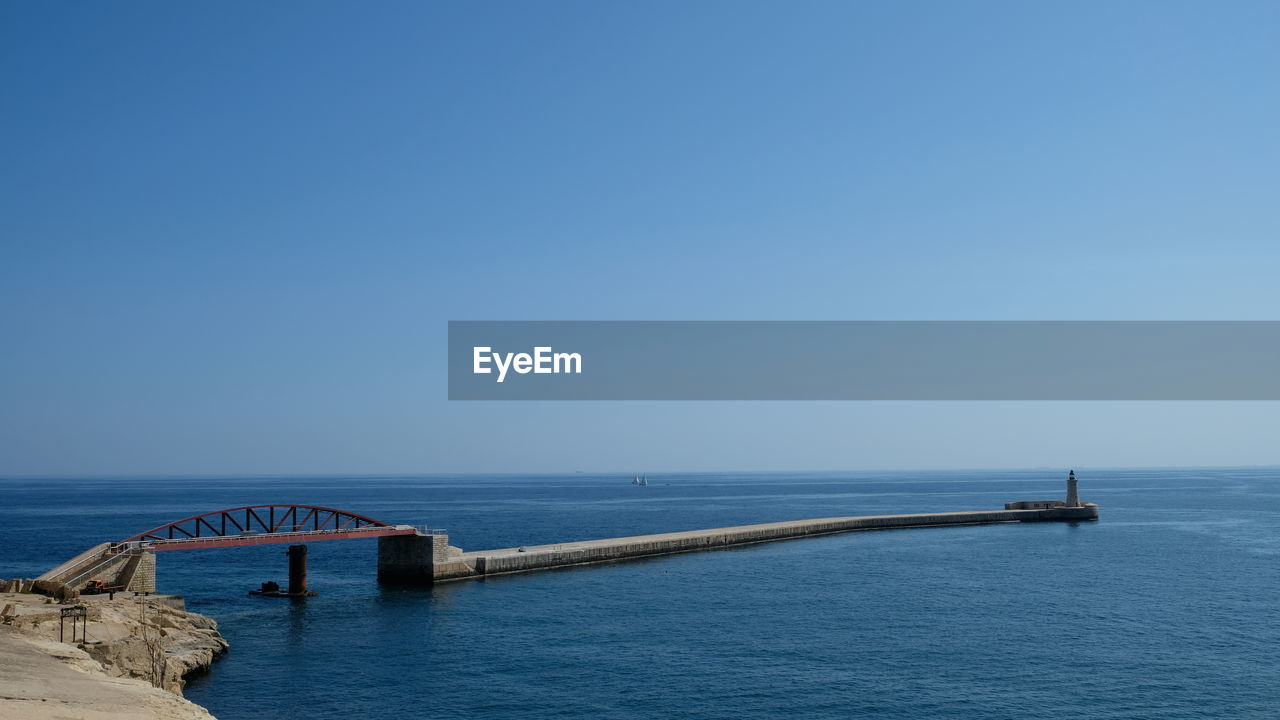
[
  {"left": 381, "top": 502, "right": 1100, "bottom": 583},
  {"left": 34, "top": 478, "right": 1099, "bottom": 592}
]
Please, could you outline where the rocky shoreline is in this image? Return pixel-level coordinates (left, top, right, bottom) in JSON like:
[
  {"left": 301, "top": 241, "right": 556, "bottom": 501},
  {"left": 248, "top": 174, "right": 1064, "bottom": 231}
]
[{"left": 0, "top": 586, "right": 227, "bottom": 719}]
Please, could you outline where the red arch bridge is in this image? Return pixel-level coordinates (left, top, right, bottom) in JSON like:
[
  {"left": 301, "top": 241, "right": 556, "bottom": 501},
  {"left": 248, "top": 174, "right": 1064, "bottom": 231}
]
[
  {"left": 38, "top": 505, "right": 447, "bottom": 594},
  {"left": 116, "top": 504, "right": 422, "bottom": 551}
]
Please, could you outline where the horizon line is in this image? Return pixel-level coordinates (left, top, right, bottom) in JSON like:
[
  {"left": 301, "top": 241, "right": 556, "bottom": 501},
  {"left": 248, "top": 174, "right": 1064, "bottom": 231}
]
[{"left": 2, "top": 462, "right": 1277, "bottom": 481}]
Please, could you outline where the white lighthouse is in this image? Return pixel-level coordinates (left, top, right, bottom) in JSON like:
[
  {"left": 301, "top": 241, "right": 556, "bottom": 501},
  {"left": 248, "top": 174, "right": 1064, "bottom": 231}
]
[{"left": 1066, "top": 470, "right": 1080, "bottom": 508}]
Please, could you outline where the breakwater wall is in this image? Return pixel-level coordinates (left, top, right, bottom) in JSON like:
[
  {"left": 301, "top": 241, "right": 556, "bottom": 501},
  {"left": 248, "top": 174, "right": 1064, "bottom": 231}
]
[{"left": 404, "top": 504, "right": 1098, "bottom": 582}]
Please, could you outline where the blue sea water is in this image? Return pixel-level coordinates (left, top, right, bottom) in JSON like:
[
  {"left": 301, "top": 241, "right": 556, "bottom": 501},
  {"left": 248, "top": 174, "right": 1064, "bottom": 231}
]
[{"left": 3, "top": 468, "right": 1279, "bottom": 719}]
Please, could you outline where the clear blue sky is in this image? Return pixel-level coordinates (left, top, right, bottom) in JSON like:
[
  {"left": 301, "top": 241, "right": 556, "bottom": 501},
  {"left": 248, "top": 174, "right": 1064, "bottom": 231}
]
[{"left": 3, "top": 1, "right": 1278, "bottom": 475}]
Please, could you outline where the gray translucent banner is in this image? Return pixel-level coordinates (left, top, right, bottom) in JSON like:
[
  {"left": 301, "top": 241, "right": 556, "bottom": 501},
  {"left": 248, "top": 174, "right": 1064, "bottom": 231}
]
[{"left": 448, "top": 321, "right": 1280, "bottom": 400}]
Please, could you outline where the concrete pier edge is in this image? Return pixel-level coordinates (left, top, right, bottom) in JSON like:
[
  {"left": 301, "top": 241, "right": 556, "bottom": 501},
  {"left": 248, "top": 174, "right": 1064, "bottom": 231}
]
[{"left": 407, "top": 503, "right": 1100, "bottom": 584}]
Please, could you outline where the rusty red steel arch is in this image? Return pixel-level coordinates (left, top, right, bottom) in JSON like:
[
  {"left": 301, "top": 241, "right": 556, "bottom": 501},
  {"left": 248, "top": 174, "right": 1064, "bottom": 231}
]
[{"left": 117, "top": 504, "right": 419, "bottom": 551}]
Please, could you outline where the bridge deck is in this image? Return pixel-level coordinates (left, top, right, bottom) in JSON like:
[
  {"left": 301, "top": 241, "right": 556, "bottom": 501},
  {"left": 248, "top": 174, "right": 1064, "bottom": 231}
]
[{"left": 141, "top": 525, "right": 419, "bottom": 551}]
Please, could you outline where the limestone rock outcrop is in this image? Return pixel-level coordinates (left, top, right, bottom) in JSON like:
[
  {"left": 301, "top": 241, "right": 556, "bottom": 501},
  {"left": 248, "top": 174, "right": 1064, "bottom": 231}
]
[
  {"left": 0, "top": 588, "right": 229, "bottom": 718},
  {"left": 0, "top": 625, "right": 216, "bottom": 720}
]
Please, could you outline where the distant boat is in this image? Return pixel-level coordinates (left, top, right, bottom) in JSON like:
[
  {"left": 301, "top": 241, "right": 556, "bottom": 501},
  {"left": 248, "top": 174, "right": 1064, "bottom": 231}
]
[{"left": 632, "top": 473, "right": 648, "bottom": 486}]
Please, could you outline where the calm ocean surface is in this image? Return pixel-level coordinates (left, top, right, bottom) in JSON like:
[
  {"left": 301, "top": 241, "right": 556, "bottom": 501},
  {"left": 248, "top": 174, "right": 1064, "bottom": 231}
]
[{"left": 3, "top": 468, "right": 1278, "bottom": 719}]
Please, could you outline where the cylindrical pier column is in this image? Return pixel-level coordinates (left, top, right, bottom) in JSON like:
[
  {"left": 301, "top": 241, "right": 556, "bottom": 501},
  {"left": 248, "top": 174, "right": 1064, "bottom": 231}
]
[{"left": 287, "top": 545, "right": 307, "bottom": 595}]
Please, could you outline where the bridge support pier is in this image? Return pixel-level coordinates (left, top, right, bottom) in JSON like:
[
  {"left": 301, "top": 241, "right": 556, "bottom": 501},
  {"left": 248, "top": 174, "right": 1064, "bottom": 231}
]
[
  {"left": 127, "top": 551, "right": 156, "bottom": 593},
  {"left": 287, "top": 545, "right": 307, "bottom": 595},
  {"left": 377, "top": 532, "right": 447, "bottom": 585}
]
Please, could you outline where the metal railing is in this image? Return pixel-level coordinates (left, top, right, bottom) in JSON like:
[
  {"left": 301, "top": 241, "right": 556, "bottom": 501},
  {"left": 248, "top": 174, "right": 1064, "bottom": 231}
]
[{"left": 405, "top": 525, "right": 447, "bottom": 535}]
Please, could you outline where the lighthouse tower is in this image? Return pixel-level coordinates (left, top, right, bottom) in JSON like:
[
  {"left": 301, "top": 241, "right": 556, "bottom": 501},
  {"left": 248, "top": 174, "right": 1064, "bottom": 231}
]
[{"left": 1066, "top": 470, "right": 1080, "bottom": 508}]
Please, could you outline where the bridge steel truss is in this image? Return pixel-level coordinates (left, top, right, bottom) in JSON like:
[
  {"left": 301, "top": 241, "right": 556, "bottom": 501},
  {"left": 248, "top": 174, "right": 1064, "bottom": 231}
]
[{"left": 116, "top": 504, "right": 419, "bottom": 551}]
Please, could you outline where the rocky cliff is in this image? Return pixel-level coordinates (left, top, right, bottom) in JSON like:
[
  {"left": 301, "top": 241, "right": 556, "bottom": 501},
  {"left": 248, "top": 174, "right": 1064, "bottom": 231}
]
[{"left": 0, "top": 588, "right": 227, "bottom": 719}]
